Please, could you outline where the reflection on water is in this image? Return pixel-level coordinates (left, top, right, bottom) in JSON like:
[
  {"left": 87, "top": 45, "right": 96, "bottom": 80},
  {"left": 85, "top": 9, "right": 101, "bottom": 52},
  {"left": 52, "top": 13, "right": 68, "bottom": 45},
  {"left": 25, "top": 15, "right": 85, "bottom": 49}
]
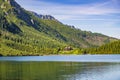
[{"left": 0, "top": 61, "right": 120, "bottom": 80}]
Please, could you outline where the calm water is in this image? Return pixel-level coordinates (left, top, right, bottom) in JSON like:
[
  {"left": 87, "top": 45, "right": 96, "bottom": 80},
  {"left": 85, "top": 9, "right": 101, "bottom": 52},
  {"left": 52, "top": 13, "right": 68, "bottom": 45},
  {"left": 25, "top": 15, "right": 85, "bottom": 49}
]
[{"left": 0, "top": 55, "right": 120, "bottom": 80}]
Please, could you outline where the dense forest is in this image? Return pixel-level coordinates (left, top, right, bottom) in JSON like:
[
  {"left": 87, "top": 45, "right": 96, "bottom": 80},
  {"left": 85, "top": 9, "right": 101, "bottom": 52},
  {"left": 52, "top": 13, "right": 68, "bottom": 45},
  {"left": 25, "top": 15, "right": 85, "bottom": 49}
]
[
  {"left": 87, "top": 40, "right": 120, "bottom": 54},
  {"left": 61, "top": 40, "right": 120, "bottom": 54},
  {"left": 0, "top": 0, "right": 119, "bottom": 56}
]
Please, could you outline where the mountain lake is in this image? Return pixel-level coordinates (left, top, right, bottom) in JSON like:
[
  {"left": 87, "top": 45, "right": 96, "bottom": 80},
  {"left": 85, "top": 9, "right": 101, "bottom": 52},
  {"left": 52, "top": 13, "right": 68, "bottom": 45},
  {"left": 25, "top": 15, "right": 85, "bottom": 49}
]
[{"left": 0, "top": 55, "right": 120, "bottom": 80}]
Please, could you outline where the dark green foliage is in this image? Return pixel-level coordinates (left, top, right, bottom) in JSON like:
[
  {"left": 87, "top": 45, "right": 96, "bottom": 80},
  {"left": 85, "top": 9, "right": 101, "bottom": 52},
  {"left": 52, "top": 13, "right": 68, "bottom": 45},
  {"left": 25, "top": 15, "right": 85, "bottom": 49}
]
[
  {"left": 5, "top": 22, "right": 22, "bottom": 34},
  {"left": 0, "top": 6, "right": 22, "bottom": 34},
  {"left": 0, "top": 53, "right": 3, "bottom": 56}
]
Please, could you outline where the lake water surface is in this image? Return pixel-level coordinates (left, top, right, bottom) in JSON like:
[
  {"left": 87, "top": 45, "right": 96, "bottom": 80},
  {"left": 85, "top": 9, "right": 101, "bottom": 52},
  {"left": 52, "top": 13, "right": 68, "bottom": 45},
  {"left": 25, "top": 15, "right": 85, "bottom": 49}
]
[{"left": 0, "top": 55, "right": 120, "bottom": 80}]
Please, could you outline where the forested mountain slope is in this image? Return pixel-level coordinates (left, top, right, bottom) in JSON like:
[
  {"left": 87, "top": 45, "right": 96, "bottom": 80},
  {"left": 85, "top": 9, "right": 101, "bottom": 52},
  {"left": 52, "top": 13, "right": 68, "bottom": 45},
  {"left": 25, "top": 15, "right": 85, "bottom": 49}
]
[
  {"left": 0, "top": 0, "right": 117, "bottom": 56},
  {"left": 87, "top": 40, "right": 120, "bottom": 54}
]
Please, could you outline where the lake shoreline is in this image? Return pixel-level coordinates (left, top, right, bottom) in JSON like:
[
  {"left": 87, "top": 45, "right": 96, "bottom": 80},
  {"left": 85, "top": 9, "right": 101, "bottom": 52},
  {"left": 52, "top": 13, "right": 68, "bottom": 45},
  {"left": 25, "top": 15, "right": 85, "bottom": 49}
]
[
  {"left": 0, "top": 54, "right": 120, "bottom": 57},
  {"left": 0, "top": 55, "right": 120, "bottom": 62},
  {"left": 0, "top": 53, "right": 120, "bottom": 57}
]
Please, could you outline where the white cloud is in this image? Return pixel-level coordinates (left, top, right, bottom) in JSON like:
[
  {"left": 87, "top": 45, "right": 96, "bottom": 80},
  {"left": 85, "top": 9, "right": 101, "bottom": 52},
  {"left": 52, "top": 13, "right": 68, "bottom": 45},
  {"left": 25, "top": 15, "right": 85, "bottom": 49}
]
[
  {"left": 15, "top": 0, "right": 120, "bottom": 38},
  {"left": 23, "top": 0, "right": 120, "bottom": 21},
  {"left": 16, "top": 0, "right": 120, "bottom": 16}
]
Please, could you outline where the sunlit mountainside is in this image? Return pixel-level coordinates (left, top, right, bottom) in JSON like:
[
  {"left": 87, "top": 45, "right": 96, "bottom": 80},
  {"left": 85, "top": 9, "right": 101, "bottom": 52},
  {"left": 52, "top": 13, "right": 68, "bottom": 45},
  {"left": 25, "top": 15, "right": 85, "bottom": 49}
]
[{"left": 0, "top": 0, "right": 118, "bottom": 56}]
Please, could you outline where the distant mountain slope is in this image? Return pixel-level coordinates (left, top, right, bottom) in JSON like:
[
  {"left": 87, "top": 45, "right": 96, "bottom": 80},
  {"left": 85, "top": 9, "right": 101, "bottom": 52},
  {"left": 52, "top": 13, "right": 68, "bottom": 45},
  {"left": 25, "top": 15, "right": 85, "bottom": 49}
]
[
  {"left": 0, "top": 0, "right": 117, "bottom": 56},
  {"left": 31, "top": 11, "right": 117, "bottom": 47}
]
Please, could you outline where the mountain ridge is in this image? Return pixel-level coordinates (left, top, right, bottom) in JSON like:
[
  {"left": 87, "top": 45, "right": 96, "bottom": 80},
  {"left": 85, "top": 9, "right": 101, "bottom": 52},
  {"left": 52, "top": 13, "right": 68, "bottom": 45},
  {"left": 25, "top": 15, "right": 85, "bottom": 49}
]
[
  {"left": 0, "top": 0, "right": 118, "bottom": 56},
  {"left": 30, "top": 11, "right": 57, "bottom": 21}
]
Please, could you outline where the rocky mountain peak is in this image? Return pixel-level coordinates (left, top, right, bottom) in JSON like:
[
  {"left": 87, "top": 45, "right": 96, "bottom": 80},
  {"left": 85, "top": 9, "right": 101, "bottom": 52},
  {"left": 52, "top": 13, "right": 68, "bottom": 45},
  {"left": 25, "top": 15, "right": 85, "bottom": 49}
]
[{"left": 30, "top": 11, "right": 57, "bottom": 21}]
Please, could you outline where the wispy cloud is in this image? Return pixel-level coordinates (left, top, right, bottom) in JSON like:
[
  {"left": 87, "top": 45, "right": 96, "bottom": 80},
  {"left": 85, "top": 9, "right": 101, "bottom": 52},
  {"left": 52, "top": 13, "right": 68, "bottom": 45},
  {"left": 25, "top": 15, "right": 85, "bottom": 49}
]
[
  {"left": 17, "top": 0, "right": 120, "bottom": 20},
  {"left": 16, "top": 0, "right": 120, "bottom": 14},
  {"left": 15, "top": 0, "right": 120, "bottom": 38}
]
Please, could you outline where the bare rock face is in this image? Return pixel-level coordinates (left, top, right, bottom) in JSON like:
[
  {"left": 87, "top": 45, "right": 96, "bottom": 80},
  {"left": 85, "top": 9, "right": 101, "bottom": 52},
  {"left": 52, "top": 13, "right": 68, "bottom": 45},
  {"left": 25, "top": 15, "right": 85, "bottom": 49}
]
[
  {"left": 31, "top": 19, "right": 34, "bottom": 24},
  {"left": 5, "top": 0, "right": 10, "bottom": 3},
  {"left": 39, "top": 15, "right": 56, "bottom": 20},
  {"left": 30, "top": 11, "right": 57, "bottom": 21}
]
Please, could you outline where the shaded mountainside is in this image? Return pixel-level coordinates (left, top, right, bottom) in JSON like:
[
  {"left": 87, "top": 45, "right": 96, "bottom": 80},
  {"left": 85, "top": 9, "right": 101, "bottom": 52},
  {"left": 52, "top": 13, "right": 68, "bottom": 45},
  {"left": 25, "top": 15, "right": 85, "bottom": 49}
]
[{"left": 0, "top": 0, "right": 118, "bottom": 56}]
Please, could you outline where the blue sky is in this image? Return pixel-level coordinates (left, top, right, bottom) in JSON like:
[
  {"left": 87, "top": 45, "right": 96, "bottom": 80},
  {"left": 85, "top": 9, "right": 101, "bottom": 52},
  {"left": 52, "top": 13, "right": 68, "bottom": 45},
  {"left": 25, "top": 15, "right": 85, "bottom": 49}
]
[{"left": 15, "top": 0, "right": 120, "bottom": 39}]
